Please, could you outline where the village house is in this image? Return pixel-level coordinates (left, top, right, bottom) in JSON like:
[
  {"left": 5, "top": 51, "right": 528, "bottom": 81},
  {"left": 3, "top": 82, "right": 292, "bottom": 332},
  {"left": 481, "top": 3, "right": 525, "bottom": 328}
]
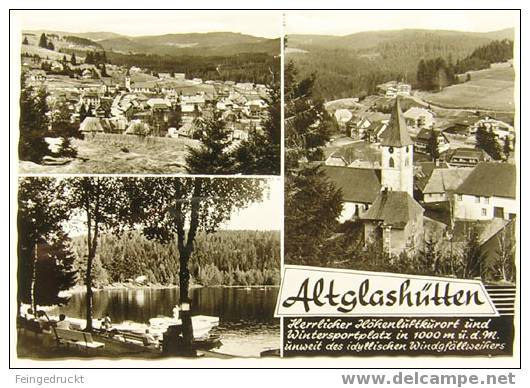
[
  {"left": 80, "top": 91, "right": 101, "bottom": 108},
  {"left": 403, "top": 107, "right": 435, "bottom": 130},
  {"left": 352, "top": 112, "right": 390, "bottom": 141},
  {"left": 453, "top": 162, "right": 516, "bottom": 221},
  {"left": 469, "top": 116, "right": 515, "bottom": 145},
  {"left": 421, "top": 168, "right": 473, "bottom": 203},
  {"left": 414, "top": 128, "right": 449, "bottom": 154},
  {"left": 444, "top": 147, "right": 492, "bottom": 168}
]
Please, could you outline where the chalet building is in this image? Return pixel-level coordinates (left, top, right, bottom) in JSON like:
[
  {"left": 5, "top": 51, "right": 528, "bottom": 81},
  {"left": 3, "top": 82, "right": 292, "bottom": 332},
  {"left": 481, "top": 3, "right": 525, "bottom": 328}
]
[
  {"left": 444, "top": 147, "right": 492, "bottom": 168},
  {"left": 79, "top": 117, "right": 105, "bottom": 135},
  {"left": 422, "top": 168, "right": 472, "bottom": 203},
  {"left": 352, "top": 112, "right": 390, "bottom": 142},
  {"left": 403, "top": 107, "right": 435, "bottom": 130},
  {"left": 334, "top": 109, "right": 354, "bottom": 130},
  {"left": 414, "top": 128, "right": 449, "bottom": 154},
  {"left": 81, "top": 91, "right": 101, "bottom": 108},
  {"left": 453, "top": 162, "right": 516, "bottom": 221},
  {"left": 469, "top": 116, "right": 514, "bottom": 138},
  {"left": 377, "top": 81, "right": 411, "bottom": 98},
  {"left": 28, "top": 69, "right": 46, "bottom": 82}
]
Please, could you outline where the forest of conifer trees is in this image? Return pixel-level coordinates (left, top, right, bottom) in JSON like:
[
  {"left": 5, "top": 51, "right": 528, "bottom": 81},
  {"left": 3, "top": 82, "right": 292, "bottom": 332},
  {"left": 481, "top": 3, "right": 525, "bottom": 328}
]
[{"left": 71, "top": 230, "right": 281, "bottom": 287}]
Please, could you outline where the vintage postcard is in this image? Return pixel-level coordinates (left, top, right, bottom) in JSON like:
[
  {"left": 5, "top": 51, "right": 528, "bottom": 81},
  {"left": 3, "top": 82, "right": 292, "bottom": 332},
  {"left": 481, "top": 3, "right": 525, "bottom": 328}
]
[{"left": 9, "top": 8, "right": 521, "bottom": 370}]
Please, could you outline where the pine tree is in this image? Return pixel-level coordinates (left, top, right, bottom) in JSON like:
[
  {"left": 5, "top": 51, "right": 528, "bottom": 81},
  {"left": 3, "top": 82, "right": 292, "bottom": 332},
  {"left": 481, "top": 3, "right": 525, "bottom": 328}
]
[
  {"left": 22, "top": 37, "right": 29, "bottom": 45},
  {"left": 33, "top": 231, "right": 78, "bottom": 306},
  {"left": 417, "top": 59, "right": 427, "bottom": 89},
  {"left": 232, "top": 80, "right": 280, "bottom": 174},
  {"left": 19, "top": 77, "right": 51, "bottom": 162},
  {"left": 79, "top": 104, "right": 88, "bottom": 123},
  {"left": 38, "top": 33, "right": 48, "bottom": 49},
  {"left": 47, "top": 41, "right": 55, "bottom": 51},
  {"left": 71, "top": 52, "right": 77, "bottom": 66},
  {"left": 475, "top": 127, "right": 502, "bottom": 160},
  {"left": 185, "top": 110, "right": 235, "bottom": 174},
  {"left": 463, "top": 226, "right": 487, "bottom": 279},
  {"left": 503, "top": 136, "right": 512, "bottom": 160},
  {"left": 426, "top": 130, "right": 440, "bottom": 162}
]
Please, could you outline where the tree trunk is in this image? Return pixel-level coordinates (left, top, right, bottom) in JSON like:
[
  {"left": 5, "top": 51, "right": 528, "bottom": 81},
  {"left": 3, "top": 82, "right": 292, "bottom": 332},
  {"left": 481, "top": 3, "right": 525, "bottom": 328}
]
[
  {"left": 179, "top": 249, "right": 194, "bottom": 354},
  {"left": 85, "top": 252, "right": 94, "bottom": 332},
  {"left": 30, "top": 243, "right": 38, "bottom": 314}
]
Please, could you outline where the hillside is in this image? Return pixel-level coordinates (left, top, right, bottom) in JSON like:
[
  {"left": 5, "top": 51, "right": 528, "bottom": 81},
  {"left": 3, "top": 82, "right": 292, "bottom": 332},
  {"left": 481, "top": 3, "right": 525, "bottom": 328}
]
[
  {"left": 287, "top": 28, "right": 515, "bottom": 100},
  {"left": 24, "top": 30, "right": 280, "bottom": 57},
  {"left": 417, "top": 64, "right": 515, "bottom": 112}
]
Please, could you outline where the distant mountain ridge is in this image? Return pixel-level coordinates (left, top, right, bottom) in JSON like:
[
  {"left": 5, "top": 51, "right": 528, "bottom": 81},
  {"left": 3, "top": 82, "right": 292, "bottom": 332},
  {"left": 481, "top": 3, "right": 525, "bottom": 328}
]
[
  {"left": 288, "top": 28, "right": 515, "bottom": 51},
  {"left": 23, "top": 30, "right": 279, "bottom": 56},
  {"left": 286, "top": 28, "right": 515, "bottom": 100}
]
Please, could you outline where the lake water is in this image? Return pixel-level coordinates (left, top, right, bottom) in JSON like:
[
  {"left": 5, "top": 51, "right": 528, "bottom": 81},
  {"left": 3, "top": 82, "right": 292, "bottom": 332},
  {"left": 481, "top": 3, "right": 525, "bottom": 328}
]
[{"left": 49, "top": 286, "right": 280, "bottom": 357}]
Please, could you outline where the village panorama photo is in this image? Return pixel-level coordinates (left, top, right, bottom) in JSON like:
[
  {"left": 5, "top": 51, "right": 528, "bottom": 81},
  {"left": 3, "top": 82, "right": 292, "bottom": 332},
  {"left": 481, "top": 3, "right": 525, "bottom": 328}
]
[{"left": 16, "top": 10, "right": 281, "bottom": 175}]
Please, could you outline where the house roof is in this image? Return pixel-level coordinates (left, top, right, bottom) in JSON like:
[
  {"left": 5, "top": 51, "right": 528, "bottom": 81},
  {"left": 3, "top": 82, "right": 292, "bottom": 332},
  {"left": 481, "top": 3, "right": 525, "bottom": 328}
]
[
  {"left": 404, "top": 107, "right": 434, "bottom": 120},
  {"left": 125, "top": 121, "right": 150, "bottom": 135},
  {"left": 416, "top": 128, "right": 435, "bottom": 141},
  {"left": 456, "top": 162, "right": 516, "bottom": 199},
  {"left": 447, "top": 147, "right": 489, "bottom": 161},
  {"left": 423, "top": 168, "right": 473, "bottom": 195},
  {"left": 79, "top": 117, "right": 104, "bottom": 133},
  {"left": 380, "top": 98, "right": 413, "bottom": 147},
  {"left": 321, "top": 165, "right": 381, "bottom": 204},
  {"left": 361, "top": 190, "right": 424, "bottom": 229}
]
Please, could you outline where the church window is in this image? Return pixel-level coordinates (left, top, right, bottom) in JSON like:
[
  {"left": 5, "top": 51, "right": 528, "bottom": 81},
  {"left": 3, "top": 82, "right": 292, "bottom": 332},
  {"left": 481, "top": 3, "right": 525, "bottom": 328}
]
[
  {"left": 389, "top": 157, "right": 395, "bottom": 167},
  {"left": 389, "top": 147, "right": 394, "bottom": 154},
  {"left": 406, "top": 146, "right": 409, "bottom": 153}
]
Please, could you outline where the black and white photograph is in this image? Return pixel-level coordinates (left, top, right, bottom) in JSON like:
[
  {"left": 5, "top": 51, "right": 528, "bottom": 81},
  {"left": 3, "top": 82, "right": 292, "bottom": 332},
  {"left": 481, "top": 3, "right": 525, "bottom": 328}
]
[
  {"left": 16, "top": 176, "right": 281, "bottom": 359},
  {"left": 15, "top": 10, "right": 280, "bottom": 175},
  {"left": 282, "top": 10, "right": 518, "bottom": 359},
  {"left": 285, "top": 9, "right": 517, "bottom": 280}
]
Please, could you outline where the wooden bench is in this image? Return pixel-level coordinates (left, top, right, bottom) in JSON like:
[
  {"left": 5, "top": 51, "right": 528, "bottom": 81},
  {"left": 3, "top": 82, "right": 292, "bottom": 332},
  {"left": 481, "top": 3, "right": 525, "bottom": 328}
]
[
  {"left": 122, "top": 332, "right": 157, "bottom": 347},
  {"left": 55, "top": 328, "right": 105, "bottom": 350}
]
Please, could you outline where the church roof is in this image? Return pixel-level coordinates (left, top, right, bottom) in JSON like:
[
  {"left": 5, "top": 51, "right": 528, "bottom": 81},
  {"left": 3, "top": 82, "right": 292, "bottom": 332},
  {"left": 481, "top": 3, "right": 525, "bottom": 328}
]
[
  {"left": 380, "top": 98, "right": 413, "bottom": 147},
  {"left": 321, "top": 165, "right": 381, "bottom": 204},
  {"left": 361, "top": 190, "right": 424, "bottom": 229}
]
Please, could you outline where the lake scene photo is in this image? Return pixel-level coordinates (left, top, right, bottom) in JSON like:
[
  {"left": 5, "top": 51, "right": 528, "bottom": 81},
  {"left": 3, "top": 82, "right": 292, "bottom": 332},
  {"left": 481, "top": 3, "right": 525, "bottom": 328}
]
[
  {"left": 16, "top": 176, "right": 281, "bottom": 360},
  {"left": 47, "top": 286, "right": 280, "bottom": 357}
]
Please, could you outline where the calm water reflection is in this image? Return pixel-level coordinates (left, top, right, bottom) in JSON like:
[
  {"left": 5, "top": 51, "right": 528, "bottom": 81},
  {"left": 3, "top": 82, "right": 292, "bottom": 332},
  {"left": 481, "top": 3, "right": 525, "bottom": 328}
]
[{"left": 49, "top": 287, "right": 280, "bottom": 357}]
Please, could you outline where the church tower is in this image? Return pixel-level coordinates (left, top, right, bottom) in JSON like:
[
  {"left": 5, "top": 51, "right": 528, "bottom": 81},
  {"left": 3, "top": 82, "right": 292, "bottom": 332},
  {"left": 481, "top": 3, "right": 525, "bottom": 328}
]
[
  {"left": 380, "top": 98, "right": 414, "bottom": 195},
  {"left": 125, "top": 68, "right": 131, "bottom": 92}
]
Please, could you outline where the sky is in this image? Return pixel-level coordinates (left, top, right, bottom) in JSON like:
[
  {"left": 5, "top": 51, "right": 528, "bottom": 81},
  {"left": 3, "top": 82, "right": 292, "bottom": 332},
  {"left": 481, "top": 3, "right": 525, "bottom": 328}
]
[
  {"left": 12, "top": 10, "right": 281, "bottom": 38},
  {"left": 221, "top": 177, "right": 281, "bottom": 231},
  {"left": 64, "top": 177, "right": 281, "bottom": 235},
  {"left": 285, "top": 10, "right": 519, "bottom": 35}
]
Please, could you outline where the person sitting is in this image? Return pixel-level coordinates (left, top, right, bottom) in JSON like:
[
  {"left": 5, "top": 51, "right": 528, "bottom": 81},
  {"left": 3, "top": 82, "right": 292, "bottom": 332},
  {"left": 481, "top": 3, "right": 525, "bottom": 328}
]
[
  {"left": 36, "top": 311, "right": 50, "bottom": 331},
  {"left": 103, "top": 313, "right": 112, "bottom": 331},
  {"left": 24, "top": 307, "right": 35, "bottom": 320},
  {"left": 144, "top": 327, "right": 159, "bottom": 347},
  {"left": 55, "top": 314, "right": 71, "bottom": 330}
]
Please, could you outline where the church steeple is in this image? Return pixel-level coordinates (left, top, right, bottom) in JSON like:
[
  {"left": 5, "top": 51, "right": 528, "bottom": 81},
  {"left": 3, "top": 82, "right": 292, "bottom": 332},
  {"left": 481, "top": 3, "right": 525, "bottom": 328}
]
[
  {"left": 381, "top": 98, "right": 413, "bottom": 147},
  {"left": 380, "top": 98, "right": 414, "bottom": 195}
]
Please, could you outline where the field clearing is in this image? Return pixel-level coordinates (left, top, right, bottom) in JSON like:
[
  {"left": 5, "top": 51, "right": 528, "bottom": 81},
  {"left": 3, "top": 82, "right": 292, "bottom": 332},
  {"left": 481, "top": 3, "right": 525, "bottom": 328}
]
[
  {"left": 19, "top": 134, "right": 200, "bottom": 174},
  {"left": 418, "top": 66, "right": 515, "bottom": 112}
]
